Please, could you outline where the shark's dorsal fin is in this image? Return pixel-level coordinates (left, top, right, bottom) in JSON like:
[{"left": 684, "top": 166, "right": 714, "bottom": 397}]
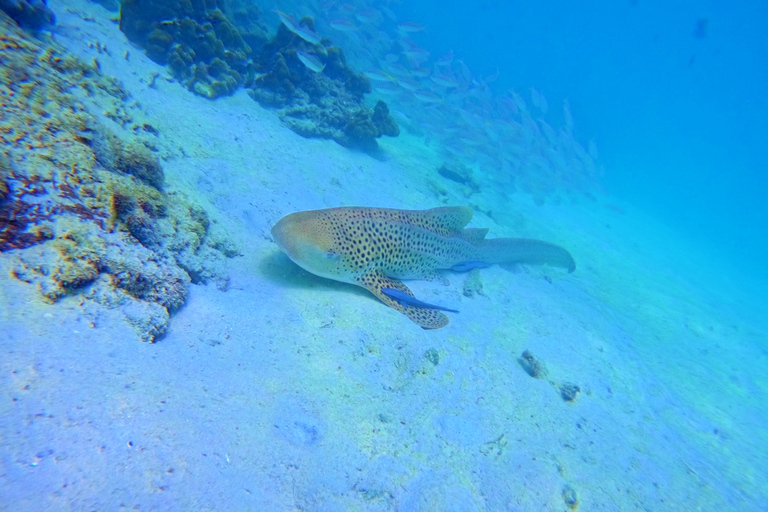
[
  {"left": 461, "top": 227, "right": 489, "bottom": 242},
  {"left": 415, "top": 206, "right": 474, "bottom": 235}
]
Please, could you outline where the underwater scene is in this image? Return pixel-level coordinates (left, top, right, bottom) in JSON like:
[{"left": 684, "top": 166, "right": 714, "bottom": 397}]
[{"left": 1, "top": 0, "right": 766, "bottom": 510}]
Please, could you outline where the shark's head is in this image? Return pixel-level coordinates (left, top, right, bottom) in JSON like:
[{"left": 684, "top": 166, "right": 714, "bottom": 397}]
[{"left": 271, "top": 210, "right": 350, "bottom": 282}]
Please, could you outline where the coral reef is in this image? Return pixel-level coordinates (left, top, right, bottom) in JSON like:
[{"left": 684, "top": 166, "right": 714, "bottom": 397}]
[
  {"left": 118, "top": 0, "right": 266, "bottom": 98},
  {"left": 248, "top": 21, "right": 399, "bottom": 151},
  {"left": 11, "top": 227, "right": 191, "bottom": 342},
  {"left": 0, "top": 0, "right": 55, "bottom": 30},
  {"left": 117, "top": 1, "right": 397, "bottom": 150},
  {"left": 0, "top": 12, "right": 237, "bottom": 341},
  {"left": 219, "top": 0, "right": 268, "bottom": 53},
  {"left": 0, "top": 153, "right": 10, "bottom": 201},
  {"left": 90, "top": 129, "right": 165, "bottom": 189}
]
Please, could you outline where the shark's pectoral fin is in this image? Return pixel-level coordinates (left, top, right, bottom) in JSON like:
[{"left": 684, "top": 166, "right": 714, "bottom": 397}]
[{"left": 357, "top": 270, "right": 449, "bottom": 329}]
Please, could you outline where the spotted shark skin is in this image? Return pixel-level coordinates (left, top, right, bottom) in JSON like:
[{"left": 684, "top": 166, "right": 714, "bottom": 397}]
[{"left": 271, "top": 206, "right": 575, "bottom": 329}]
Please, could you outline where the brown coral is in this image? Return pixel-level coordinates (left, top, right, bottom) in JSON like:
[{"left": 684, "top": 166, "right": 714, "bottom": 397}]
[
  {"left": 0, "top": 12, "right": 236, "bottom": 341},
  {"left": 119, "top": 1, "right": 258, "bottom": 99}
]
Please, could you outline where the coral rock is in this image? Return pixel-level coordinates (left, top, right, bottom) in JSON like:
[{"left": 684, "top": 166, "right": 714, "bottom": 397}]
[
  {"left": 0, "top": 14, "right": 236, "bottom": 341},
  {"left": 372, "top": 100, "right": 400, "bottom": 138},
  {"left": 119, "top": 1, "right": 260, "bottom": 99},
  {"left": 249, "top": 23, "right": 398, "bottom": 151}
]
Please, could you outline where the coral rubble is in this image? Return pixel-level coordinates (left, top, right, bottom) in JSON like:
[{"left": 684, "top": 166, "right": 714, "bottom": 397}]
[
  {"left": 562, "top": 484, "right": 579, "bottom": 509},
  {"left": 518, "top": 349, "right": 547, "bottom": 379},
  {"left": 559, "top": 382, "right": 581, "bottom": 402},
  {"left": 0, "top": 11, "right": 236, "bottom": 341}
]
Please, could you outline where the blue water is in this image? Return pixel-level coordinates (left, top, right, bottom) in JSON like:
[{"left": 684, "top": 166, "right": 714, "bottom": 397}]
[
  {"left": 401, "top": 0, "right": 768, "bottom": 287},
  {"left": 1, "top": 0, "right": 767, "bottom": 510}
]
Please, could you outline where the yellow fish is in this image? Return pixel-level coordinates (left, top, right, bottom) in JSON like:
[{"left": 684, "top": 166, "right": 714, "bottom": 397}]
[{"left": 271, "top": 206, "right": 575, "bottom": 329}]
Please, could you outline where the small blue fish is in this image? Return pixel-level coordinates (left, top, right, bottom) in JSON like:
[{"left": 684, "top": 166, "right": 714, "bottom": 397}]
[
  {"left": 430, "top": 74, "right": 459, "bottom": 88},
  {"left": 296, "top": 25, "right": 321, "bottom": 45},
  {"left": 450, "top": 261, "right": 489, "bottom": 272},
  {"left": 274, "top": 9, "right": 321, "bottom": 45},
  {"left": 363, "top": 69, "right": 395, "bottom": 82},
  {"left": 297, "top": 50, "right": 325, "bottom": 73},
  {"left": 380, "top": 288, "right": 459, "bottom": 313}
]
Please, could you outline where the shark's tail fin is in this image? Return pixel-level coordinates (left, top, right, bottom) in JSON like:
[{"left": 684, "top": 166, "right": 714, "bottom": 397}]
[{"left": 479, "top": 238, "right": 576, "bottom": 272}]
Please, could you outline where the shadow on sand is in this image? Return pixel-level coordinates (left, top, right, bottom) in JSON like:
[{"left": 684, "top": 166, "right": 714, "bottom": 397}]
[{"left": 258, "top": 249, "right": 375, "bottom": 302}]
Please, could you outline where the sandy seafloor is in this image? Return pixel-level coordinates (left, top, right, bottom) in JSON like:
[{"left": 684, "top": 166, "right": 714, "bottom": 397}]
[{"left": 2, "top": 1, "right": 767, "bottom": 511}]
